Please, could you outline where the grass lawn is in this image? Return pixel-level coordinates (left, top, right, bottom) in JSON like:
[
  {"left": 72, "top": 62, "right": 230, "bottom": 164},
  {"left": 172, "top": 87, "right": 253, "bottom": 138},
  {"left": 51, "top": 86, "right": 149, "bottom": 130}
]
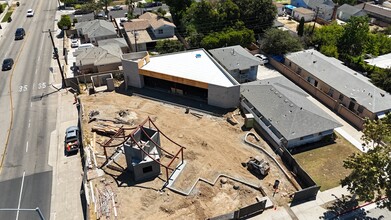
[{"left": 293, "top": 133, "right": 361, "bottom": 191}]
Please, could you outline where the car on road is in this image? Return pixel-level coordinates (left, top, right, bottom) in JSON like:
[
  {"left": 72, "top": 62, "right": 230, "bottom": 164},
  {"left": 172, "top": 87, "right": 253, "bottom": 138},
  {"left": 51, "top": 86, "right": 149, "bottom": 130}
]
[
  {"left": 71, "top": 38, "right": 79, "bottom": 48},
  {"left": 145, "top": 1, "right": 162, "bottom": 7},
  {"left": 65, "top": 126, "right": 80, "bottom": 156},
  {"left": 2, "top": 58, "right": 14, "bottom": 71},
  {"left": 27, "top": 9, "right": 34, "bottom": 17},
  {"left": 254, "top": 54, "right": 269, "bottom": 64},
  {"left": 14, "top": 28, "right": 25, "bottom": 40},
  {"left": 111, "top": 5, "right": 123, "bottom": 11}
]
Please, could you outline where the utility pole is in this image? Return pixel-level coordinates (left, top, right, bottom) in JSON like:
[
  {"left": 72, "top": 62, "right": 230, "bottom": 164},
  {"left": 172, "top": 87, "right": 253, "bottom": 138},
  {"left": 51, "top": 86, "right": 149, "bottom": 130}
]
[
  {"left": 47, "top": 29, "right": 66, "bottom": 88},
  {"left": 133, "top": 30, "right": 138, "bottom": 52},
  {"left": 311, "top": 7, "right": 319, "bottom": 35}
]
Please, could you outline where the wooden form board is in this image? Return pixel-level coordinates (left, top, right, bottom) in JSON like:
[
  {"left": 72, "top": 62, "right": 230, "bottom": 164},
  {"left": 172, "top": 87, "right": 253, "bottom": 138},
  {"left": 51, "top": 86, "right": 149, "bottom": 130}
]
[{"left": 139, "top": 69, "right": 209, "bottom": 89}]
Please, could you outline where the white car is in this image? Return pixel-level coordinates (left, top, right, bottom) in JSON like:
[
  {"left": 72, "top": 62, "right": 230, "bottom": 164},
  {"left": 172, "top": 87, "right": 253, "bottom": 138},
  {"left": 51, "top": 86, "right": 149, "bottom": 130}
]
[
  {"left": 254, "top": 54, "right": 269, "bottom": 64},
  {"left": 27, "top": 9, "right": 34, "bottom": 17},
  {"left": 71, "top": 39, "right": 79, "bottom": 48}
]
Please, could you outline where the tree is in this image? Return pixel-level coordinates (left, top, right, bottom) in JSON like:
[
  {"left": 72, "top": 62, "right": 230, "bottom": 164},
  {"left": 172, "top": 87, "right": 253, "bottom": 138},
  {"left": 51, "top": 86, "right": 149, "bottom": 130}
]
[
  {"left": 182, "top": 1, "right": 219, "bottom": 34},
  {"left": 57, "top": 15, "right": 72, "bottom": 30},
  {"left": 99, "top": 0, "right": 112, "bottom": 15},
  {"left": 165, "top": 0, "right": 193, "bottom": 25},
  {"left": 297, "top": 17, "right": 305, "bottom": 37},
  {"left": 232, "top": 0, "right": 277, "bottom": 34},
  {"left": 200, "top": 25, "right": 255, "bottom": 49},
  {"left": 217, "top": 0, "right": 240, "bottom": 27},
  {"left": 341, "top": 117, "right": 391, "bottom": 210},
  {"left": 313, "top": 22, "right": 344, "bottom": 58},
  {"left": 157, "top": 7, "right": 167, "bottom": 17},
  {"left": 338, "top": 16, "right": 369, "bottom": 57},
  {"left": 155, "top": 40, "right": 185, "bottom": 54},
  {"left": 261, "top": 28, "right": 303, "bottom": 55}
]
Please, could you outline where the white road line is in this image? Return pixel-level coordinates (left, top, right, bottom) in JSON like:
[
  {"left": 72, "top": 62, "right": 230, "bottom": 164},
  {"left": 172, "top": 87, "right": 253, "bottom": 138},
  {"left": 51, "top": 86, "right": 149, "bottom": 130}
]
[
  {"left": 30, "top": 102, "right": 32, "bottom": 108},
  {"left": 28, "top": 120, "right": 30, "bottom": 128},
  {"left": 16, "top": 171, "right": 25, "bottom": 220},
  {"left": 26, "top": 141, "right": 29, "bottom": 152}
]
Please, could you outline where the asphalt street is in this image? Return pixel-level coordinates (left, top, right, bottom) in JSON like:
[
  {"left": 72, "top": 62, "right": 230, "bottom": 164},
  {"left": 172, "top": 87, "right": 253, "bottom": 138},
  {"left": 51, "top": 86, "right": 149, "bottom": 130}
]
[{"left": 0, "top": 0, "right": 58, "bottom": 219}]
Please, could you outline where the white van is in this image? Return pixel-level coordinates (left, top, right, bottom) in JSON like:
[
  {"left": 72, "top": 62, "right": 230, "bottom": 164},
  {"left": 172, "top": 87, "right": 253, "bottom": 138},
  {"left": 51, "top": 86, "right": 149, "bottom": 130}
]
[{"left": 78, "top": 43, "right": 94, "bottom": 49}]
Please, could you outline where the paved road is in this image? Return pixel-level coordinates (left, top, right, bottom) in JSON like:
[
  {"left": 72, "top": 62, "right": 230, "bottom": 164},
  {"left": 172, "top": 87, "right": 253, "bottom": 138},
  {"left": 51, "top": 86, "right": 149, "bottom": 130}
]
[{"left": 0, "top": 0, "right": 58, "bottom": 219}]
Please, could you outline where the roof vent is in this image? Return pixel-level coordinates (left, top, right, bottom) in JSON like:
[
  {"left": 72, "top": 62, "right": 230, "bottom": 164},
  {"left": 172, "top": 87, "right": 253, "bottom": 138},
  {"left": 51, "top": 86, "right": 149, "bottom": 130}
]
[
  {"left": 289, "top": 104, "right": 294, "bottom": 107},
  {"left": 300, "top": 107, "right": 303, "bottom": 110},
  {"left": 231, "top": 49, "right": 235, "bottom": 55},
  {"left": 195, "top": 54, "right": 201, "bottom": 58},
  {"left": 278, "top": 95, "right": 282, "bottom": 98},
  {"left": 380, "top": 93, "right": 385, "bottom": 97},
  {"left": 284, "top": 99, "right": 288, "bottom": 103},
  {"left": 313, "top": 60, "right": 317, "bottom": 64}
]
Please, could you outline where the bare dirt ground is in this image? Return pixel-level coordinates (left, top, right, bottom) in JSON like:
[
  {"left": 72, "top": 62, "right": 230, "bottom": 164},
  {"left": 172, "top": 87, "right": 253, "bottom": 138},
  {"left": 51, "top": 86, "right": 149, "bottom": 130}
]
[{"left": 80, "top": 92, "right": 298, "bottom": 219}]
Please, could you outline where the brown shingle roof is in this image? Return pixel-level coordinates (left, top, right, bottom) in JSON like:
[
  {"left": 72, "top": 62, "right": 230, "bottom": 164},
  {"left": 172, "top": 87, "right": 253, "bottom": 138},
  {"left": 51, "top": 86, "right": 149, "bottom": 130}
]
[{"left": 123, "top": 19, "right": 150, "bottom": 31}]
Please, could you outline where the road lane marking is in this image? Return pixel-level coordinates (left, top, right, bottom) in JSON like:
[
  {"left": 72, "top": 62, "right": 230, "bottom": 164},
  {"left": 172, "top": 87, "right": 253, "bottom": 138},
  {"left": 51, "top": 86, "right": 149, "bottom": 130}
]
[
  {"left": 30, "top": 102, "right": 32, "bottom": 108},
  {"left": 16, "top": 171, "right": 25, "bottom": 220},
  {"left": 26, "top": 142, "right": 29, "bottom": 152},
  {"left": 28, "top": 120, "right": 31, "bottom": 128}
]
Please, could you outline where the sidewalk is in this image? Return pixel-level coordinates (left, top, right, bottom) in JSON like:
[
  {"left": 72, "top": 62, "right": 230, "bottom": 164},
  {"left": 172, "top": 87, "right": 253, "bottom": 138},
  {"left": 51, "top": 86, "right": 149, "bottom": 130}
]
[{"left": 49, "top": 9, "right": 84, "bottom": 220}]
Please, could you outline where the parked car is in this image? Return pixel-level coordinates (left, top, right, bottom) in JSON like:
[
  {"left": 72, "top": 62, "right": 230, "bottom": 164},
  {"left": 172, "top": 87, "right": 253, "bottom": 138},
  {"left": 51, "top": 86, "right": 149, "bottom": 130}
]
[
  {"left": 27, "top": 9, "right": 34, "bottom": 17},
  {"left": 254, "top": 54, "right": 269, "bottom": 64},
  {"left": 111, "top": 5, "right": 123, "bottom": 11},
  {"left": 15, "top": 28, "right": 25, "bottom": 40},
  {"left": 2, "top": 58, "right": 14, "bottom": 71},
  {"left": 71, "top": 39, "right": 79, "bottom": 48},
  {"left": 145, "top": 1, "right": 162, "bottom": 7},
  {"left": 65, "top": 126, "right": 80, "bottom": 156}
]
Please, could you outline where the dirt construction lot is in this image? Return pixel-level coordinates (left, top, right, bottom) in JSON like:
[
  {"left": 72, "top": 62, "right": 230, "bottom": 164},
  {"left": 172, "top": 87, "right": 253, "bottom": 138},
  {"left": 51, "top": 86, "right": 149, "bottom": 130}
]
[{"left": 80, "top": 92, "right": 299, "bottom": 219}]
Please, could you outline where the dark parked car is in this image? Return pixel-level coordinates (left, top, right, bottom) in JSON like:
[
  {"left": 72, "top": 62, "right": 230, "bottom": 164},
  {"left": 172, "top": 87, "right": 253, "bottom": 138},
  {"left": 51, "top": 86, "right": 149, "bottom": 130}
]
[
  {"left": 2, "top": 58, "right": 14, "bottom": 71},
  {"left": 65, "top": 126, "right": 80, "bottom": 156},
  {"left": 145, "top": 1, "right": 162, "bottom": 7},
  {"left": 15, "top": 28, "right": 25, "bottom": 40},
  {"left": 111, "top": 5, "right": 123, "bottom": 11}
]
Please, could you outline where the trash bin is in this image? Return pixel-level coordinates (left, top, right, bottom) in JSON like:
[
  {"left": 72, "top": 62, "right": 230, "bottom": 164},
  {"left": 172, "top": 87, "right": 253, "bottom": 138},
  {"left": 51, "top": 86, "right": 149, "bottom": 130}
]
[{"left": 273, "top": 180, "right": 280, "bottom": 189}]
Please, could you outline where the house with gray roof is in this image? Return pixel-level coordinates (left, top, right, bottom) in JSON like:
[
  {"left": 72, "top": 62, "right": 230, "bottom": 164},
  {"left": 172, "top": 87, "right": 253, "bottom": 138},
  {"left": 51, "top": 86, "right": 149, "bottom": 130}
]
[
  {"left": 75, "top": 44, "right": 123, "bottom": 74},
  {"left": 364, "top": 52, "right": 391, "bottom": 69},
  {"left": 291, "top": 0, "right": 336, "bottom": 20},
  {"left": 241, "top": 76, "right": 341, "bottom": 148},
  {"left": 360, "top": 2, "right": 391, "bottom": 26},
  {"left": 75, "top": 20, "right": 117, "bottom": 45},
  {"left": 337, "top": 4, "right": 367, "bottom": 22},
  {"left": 284, "top": 49, "right": 391, "bottom": 129},
  {"left": 122, "top": 12, "right": 177, "bottom": 52},
  {"left": 208, "top": 46, "right": 261, "bottom": 83},
  {"left": 98, "top": 38, "right": 129, "bottom": 53}
]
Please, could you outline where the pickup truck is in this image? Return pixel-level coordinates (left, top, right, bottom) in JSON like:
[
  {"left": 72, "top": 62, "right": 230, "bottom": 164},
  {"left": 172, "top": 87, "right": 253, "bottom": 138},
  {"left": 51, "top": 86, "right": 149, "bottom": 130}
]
[{"left": 65, "top": 126, "right": 80, "bottom": 156}]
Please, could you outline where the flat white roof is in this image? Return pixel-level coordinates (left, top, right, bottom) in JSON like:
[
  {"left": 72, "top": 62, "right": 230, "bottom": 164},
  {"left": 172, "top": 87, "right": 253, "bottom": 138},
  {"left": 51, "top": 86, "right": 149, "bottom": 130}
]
[{"left": 141, "top": 49, "right": 235, "bottom": 87}]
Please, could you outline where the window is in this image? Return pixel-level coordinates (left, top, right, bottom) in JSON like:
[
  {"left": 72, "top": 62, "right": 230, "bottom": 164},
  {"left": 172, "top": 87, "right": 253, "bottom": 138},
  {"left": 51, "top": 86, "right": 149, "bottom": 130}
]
[
  {"left": 339, "top": 94, "right": 344, "bottom": 101},
  {"left": 328, "top": 88, "right": 334, "bottom": 97},
  {"left": 143, "top": 166, "right": 153, "bottom": 173},
  {"left": 288, "top": 61, "right": 292, "bottom": 67},
  {"left": 158, "top": 29, "right": 163, "bottom": 34},
  {"left": 357, "top": 105, "right": 364, "bottom": 113},
  {"left": 297, "top": 68, "right": 302, "bottom": 74}
]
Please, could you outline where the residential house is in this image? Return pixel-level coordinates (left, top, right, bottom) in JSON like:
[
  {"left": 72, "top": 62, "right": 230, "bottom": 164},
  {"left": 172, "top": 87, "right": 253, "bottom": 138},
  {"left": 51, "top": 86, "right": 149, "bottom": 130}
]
[
  {"left": 121, "top": 49, "right": 240, "bottom": 109},
  {"left": 75, "top": 20, "right": 117, "bottom": 45},
  {"left": 274, "top": 3, "right": 285, "bottom": 16},
  {"left": 98, "top": 38, "right": 130, "bottom": 53},
  {"left": 337, "top": 4, "right": 367, "bottom": 22},
  {"left": 364, "top": 52, "right": 391, "bottom": 69},
  {"left": 283, "top": 49, "right": 391, "bottom": 129},
  {"left": 292, "top": 7, "right": 316, "bottom": 21},
  {"left": 208, "top": 46, "right": 261, "bottom": 83},
  {"left": 241, "top": 76, "right": 341, "bottom": 149},
  {"left": 360, "top": 2, "right": 391, "bottom": 26},
  {"left": 75, "top": 44, "right": 123, "bottom": 74},
  {"left": 123, "top": 12, "right": 176, "bottom": 52},
  {"left": 291, "top": 0, "right": 336, "bottom": 20}
]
